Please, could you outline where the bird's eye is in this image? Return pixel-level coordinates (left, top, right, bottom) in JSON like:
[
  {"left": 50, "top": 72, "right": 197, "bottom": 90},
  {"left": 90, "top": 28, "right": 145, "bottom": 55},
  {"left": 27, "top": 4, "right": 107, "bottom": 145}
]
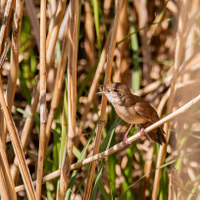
[{"left": 113, "top": 89, "right": 118, "bottom": 92}]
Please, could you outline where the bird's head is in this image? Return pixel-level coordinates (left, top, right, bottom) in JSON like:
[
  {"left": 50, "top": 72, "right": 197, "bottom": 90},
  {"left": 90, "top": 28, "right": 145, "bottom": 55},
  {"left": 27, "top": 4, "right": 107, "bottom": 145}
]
[{"left": 97, "top": 82, "right": 131, "bottom": 105}]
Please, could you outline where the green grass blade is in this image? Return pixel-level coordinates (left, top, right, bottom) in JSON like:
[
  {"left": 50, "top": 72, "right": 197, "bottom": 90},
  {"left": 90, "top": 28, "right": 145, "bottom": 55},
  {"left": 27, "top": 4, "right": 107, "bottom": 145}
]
[{"left": 18, "top": 67, "right": 32, "bottom": 104}]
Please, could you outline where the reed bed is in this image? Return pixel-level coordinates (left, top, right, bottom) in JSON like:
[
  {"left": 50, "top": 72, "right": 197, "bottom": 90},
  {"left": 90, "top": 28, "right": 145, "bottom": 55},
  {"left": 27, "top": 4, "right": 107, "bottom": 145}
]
[{"left": 0, "top": 0, "right": 200, "bottom": 199}]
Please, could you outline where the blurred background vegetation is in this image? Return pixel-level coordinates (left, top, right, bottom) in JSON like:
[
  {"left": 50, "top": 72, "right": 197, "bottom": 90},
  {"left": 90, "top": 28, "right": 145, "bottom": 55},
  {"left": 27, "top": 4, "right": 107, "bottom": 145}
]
[{"left": 0, "top": 0, "right": 200, "bottom": 199}]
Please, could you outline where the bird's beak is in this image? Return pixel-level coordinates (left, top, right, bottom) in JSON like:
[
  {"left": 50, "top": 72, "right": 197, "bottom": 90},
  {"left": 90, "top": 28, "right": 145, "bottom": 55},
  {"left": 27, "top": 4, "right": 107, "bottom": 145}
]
[
  {"left": 97, "top": 84, "right": 109, "bottom": 95},
  {"left": 96, "top": 91, "right": 106, "bottom": 94}
]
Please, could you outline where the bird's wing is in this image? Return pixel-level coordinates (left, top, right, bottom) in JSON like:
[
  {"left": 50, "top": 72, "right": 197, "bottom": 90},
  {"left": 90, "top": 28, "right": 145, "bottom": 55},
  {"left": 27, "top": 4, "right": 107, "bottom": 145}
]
[{"left": 134, "top": 102, "right": 159, "bottom": 123}]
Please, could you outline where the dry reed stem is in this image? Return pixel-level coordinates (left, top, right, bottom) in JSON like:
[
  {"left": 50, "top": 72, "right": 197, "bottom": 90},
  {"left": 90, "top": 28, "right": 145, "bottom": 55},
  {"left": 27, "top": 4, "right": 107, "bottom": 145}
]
[
  {"left": 0, "top": 155, "right": 11, "bottom": 200},
  {"left": 152, "top": 0, "right": 189, "bottom": 199},
  {"left": 0, "top": 111, "right": 5, "bottom": 147},
  {"left": 36, "top": 0, "right": 47, "bottom": 198},
  {"left": 11, "top": 0, "right": 67, "bottom": 181},
  {"left": 15, "top": 91, "right": 200, "bottom": 193},
  {"left": 167, "top": 1, "right": 178, "bottom": 17},
  {"left": 103, "top": 0, "right": 112, "bottom": 16},
  {"left": 84, "top": 1, "right": 96, "bottom": 69},
  {"left": 0, "top": 42, "right": 36, "bottom": 199},
  {"left": 15, "top": 169, "right": 61, "bottom": 192},
  {"left": 103, "top": 0, "right": 112, "bottom": 18},
  {"left": 25, "top": 0, "right": 40, "bottom": 51},
  {"left": 46, "top": 0, "right": 67, "bottom": 49},
  {"left": 114, "top": 0, "right": 130, "bottom": 84},
  {"left": 0, "top": 0, "right": 14, "bottom": 55},
  {"left": 2, "top": 0, "right": 24, "bottom": 153},
  {"left": 168, "top": 174, "right": 174, "bottom": 200},
  {"left": 57, "top": 1, "right": 78, "bottom": 199},
  {"left": 0, "top": 41, "right": 17, "bottom": 200},
  {"left": 48, "top": 0, "right": 56, "bottom": 20},
  {"left": 141, "top": 145, "right": 154, "bottom": 200},
  {"left": 7, "top": 0, "right": 24, "bottom": 109},
  {"left": 135, "top": 73, "right": 172, "bottom": 96},
  {"left": 84, "top": 1, "right": 124, "bottom": 199},
  {"left": 0, "top": 139, "right": 17, "bottom": 200},
  {"left": 0, "top": 0, "right": 15, "bottom": 147},
  {"left": 45, "top": 8, "right": 70, "bottom": 155}
]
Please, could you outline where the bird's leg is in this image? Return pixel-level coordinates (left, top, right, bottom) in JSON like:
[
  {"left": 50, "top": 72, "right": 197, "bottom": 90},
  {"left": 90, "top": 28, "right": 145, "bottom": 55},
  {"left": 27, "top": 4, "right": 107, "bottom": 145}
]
[{"left": 123, "top": 124, "right": 133, "bottom": 145}]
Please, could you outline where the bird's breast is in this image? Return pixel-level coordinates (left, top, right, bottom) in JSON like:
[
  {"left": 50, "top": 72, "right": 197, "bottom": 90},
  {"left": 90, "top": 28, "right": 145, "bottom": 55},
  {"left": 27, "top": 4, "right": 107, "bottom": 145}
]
[{"left": 113, "top": 105, "right": 147, "bottom": 124}]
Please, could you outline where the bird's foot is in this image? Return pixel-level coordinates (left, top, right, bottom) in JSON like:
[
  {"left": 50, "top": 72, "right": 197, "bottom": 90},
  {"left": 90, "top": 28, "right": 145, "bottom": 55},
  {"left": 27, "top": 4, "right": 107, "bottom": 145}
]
[
  {"left": 140, "top": 127, "right": 151, "bottom": 141},
  {"left": 123, "top": 135, "right": 131, "bottom": 145},
  {"left": 140, "top": 127, "right": 146, "bottom": 137}
]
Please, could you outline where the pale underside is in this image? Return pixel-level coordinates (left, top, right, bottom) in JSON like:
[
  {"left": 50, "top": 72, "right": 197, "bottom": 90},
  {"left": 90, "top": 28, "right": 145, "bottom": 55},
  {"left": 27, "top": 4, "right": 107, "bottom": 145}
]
[{"left": 114, "top": 104, "right": 147, "bottom": 124}]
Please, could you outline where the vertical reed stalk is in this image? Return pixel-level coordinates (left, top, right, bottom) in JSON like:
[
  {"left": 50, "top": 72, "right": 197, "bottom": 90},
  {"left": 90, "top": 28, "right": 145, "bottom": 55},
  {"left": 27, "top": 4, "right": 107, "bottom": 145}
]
[
  {"left": 36, "top": 0, "right": 47, "bottom": 198},
  {"left": 7, "top": 0, "right": 24, "bottom": 113}
]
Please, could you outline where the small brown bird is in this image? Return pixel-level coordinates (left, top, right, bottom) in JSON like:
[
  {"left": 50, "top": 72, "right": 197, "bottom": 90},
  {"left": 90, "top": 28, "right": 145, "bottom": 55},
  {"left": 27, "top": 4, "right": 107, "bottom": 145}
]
[{"left": 97, "top": 82, "right": 166, "bottom": 145}]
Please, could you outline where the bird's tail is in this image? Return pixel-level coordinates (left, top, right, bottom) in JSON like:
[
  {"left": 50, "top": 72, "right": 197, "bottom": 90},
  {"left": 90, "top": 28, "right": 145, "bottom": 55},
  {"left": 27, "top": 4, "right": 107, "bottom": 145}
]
[
  {"left": 157, "top": 127, "right": 166, "bottom": 145},
  {"left": 147, "top": 126, "right": 166, "bottom": 145},
  {"left": 143, "top": 122, "right": 166, "bottom": 145}
]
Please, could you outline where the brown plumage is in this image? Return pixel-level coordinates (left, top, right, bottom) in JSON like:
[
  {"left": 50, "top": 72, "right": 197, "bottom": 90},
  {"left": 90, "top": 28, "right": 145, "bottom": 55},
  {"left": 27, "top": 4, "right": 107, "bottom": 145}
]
[{"left": 98, "top": 82, "right": 166, "bottom": 145}]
